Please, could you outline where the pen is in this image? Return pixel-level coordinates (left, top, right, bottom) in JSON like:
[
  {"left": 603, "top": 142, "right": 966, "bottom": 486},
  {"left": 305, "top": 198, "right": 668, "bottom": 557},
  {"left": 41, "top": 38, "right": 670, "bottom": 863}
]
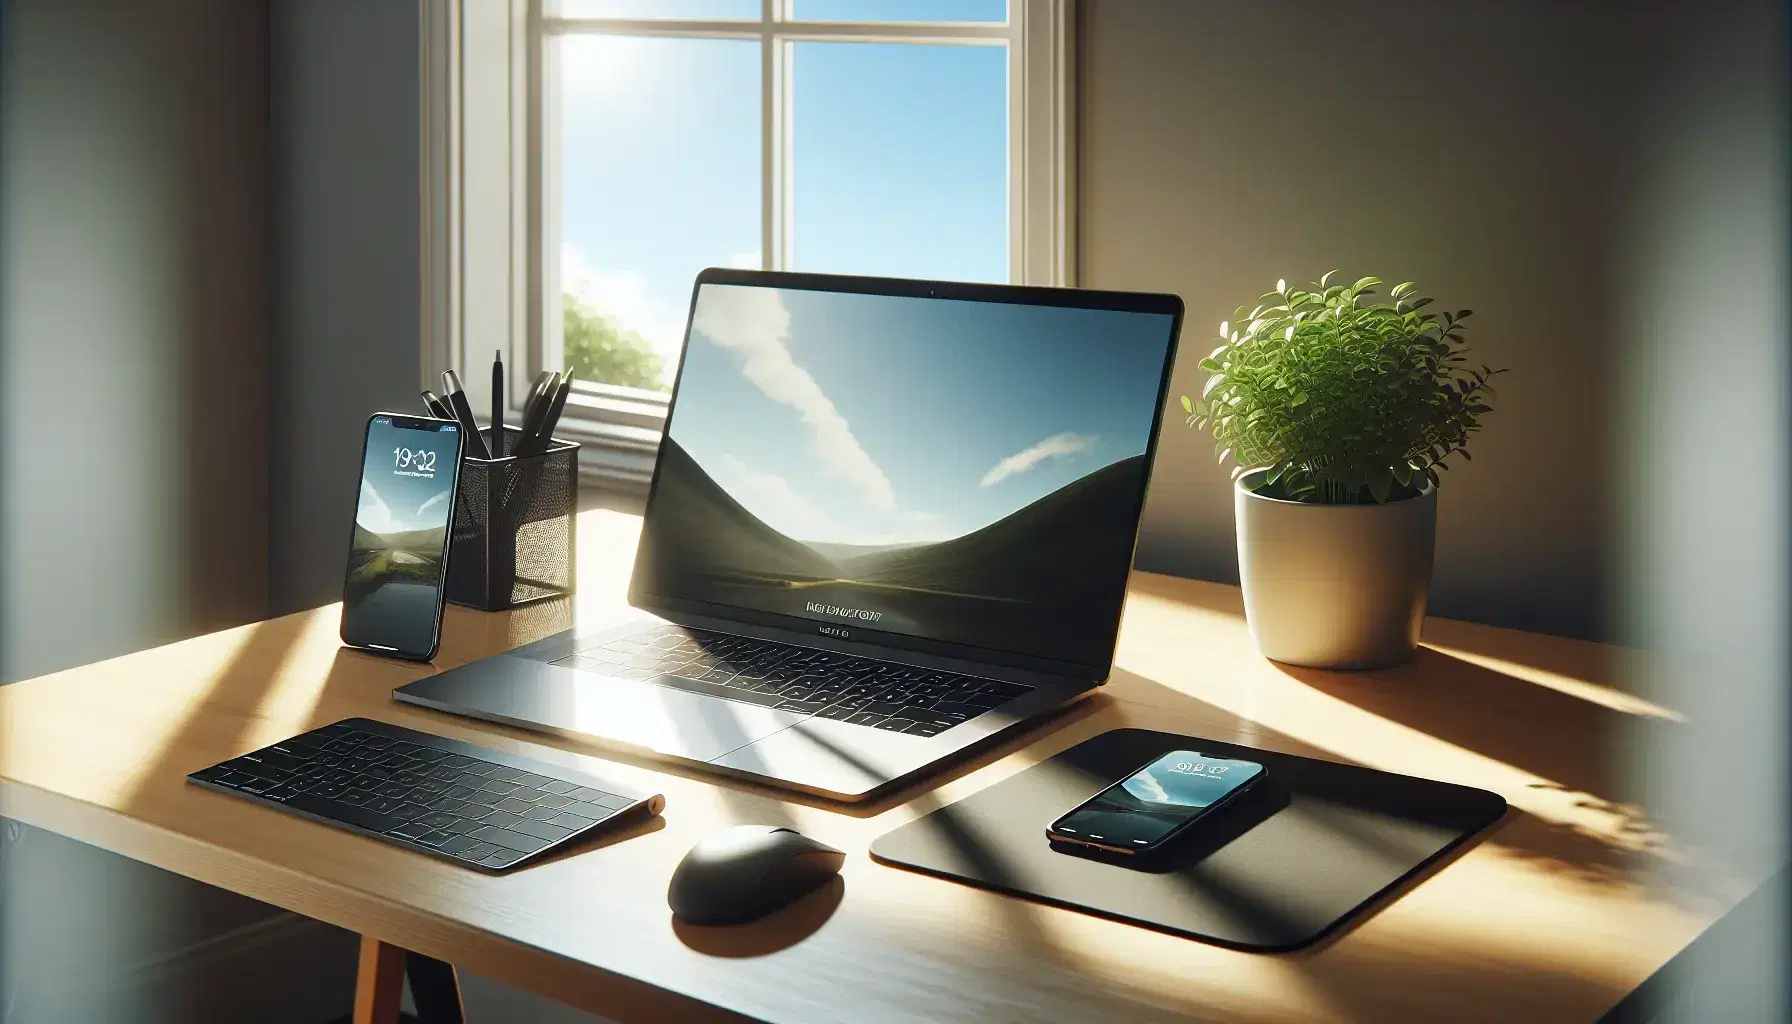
[
  {"left": 518, "top": 371, "right": 558, "bottom": 443},
  {"left": 491, "top": 349, "right": 505, "bottom": 459},
  {"left": 440, "top": 369, "right": 491, "bottom": 459},
  {"left": 518, "top": 374, "right": 573, "bottom": 457},
  {"left": 420, "top": 389, "right": 451, "bottom": 420}
]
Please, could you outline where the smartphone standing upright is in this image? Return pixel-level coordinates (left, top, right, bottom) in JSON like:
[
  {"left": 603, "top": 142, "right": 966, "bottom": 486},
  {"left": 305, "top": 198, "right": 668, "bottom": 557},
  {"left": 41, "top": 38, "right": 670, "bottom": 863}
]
[
  {"left": 340, "top": 413, "right": 465, "bottom": 660},
  {"left": 1047, "top": 750, "right": 1265, "bottom": 855}
]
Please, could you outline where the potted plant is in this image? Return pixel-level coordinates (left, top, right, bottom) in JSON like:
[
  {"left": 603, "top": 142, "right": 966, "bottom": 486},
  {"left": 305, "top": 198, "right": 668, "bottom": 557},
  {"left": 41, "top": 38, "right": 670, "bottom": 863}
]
[{"left": 1180, "top": 273, "right": 1502, "bottom": 669}]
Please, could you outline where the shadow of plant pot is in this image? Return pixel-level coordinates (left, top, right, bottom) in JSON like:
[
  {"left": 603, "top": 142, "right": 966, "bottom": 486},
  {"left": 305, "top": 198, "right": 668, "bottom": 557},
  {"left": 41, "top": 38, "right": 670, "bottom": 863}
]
[{"left": 1235, "top": 469, "right": 1435, "bottom": 669}]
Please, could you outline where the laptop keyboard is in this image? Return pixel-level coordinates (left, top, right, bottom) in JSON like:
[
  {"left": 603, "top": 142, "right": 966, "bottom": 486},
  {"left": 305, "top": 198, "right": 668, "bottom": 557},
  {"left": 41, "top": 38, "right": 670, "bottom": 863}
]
[
  {"left": 187, "top": 718, "right": 663, "bottom": 871},
  {"left": 554, "top": 625, "right": 1035, "bottom": 737}
]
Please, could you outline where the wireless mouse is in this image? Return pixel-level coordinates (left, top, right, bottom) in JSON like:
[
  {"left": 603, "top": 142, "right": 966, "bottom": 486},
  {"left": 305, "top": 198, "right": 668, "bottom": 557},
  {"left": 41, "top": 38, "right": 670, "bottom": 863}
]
[{"left": 668, "top": 825, "right": 845, "bottom": 925}]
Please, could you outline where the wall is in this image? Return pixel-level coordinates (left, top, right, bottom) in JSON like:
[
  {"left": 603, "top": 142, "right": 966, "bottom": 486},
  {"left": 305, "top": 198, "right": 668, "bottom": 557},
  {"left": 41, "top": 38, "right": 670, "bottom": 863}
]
[
  {"left": 1083, "top": 0, "right": 1641, "bottom": 640},
  {"left": 1612, "top": 2, "right": 1788, "bottom": 1018},
  {"left": 0, "top": 0, "right": 269, "bottom": 683},
  {"left": 269, "top": 0, "right": 426, "bottom": 615},
  {"left": 0, "top": 2, "right": 355, "bottom": 1021}
]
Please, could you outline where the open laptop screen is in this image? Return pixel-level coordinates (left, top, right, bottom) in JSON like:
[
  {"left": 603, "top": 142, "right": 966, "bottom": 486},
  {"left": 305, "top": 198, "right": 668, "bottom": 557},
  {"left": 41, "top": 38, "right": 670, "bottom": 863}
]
[{"left": 632, "top": 272, "right": 1181, "bottom": 674}]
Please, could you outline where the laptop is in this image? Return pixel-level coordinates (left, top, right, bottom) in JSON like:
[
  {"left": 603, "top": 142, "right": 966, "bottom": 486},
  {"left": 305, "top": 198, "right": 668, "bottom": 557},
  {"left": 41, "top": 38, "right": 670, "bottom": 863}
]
[{"left": 396, "top": 269, "right": 1184, "bottom": 801}]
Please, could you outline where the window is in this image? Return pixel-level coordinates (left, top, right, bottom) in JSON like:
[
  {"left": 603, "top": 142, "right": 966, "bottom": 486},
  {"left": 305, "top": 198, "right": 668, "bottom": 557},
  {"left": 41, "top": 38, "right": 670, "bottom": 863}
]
[{"left": 423, "top": 0, "right": 1074, "bottom": 484}]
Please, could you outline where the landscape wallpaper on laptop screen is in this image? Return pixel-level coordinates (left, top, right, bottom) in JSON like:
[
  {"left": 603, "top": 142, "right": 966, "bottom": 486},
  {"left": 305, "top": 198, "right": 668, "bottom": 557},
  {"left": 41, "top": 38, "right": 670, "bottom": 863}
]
[{"left": 636, "top": 283, "right": 1178, "bottom": 668}]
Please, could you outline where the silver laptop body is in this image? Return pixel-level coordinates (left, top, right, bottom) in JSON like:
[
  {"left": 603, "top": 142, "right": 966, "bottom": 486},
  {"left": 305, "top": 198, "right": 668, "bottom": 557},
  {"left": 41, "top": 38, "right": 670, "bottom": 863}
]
[{"left": 397, "top": 269, "right": 1183, "bottom": 801}]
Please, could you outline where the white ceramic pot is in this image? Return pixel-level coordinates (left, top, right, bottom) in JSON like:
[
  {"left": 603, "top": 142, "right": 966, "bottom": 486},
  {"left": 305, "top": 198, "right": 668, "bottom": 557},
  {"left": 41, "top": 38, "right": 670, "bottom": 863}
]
[{"left": 1234, "top": 469, "right": 1437, "bottom": 669}]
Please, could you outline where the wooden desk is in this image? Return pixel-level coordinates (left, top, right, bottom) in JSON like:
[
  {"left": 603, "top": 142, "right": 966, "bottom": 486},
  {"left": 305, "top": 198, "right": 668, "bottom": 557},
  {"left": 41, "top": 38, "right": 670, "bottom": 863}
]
[{"left": 0, "top": 509, "right": 1748, "bottom": 1022}]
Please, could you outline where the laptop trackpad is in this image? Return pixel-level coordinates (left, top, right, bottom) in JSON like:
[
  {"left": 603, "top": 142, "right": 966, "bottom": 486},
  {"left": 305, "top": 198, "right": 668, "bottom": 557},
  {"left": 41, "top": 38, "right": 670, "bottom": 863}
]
[{"left": 394, "top": 657, "right": 803, "bottom": 763}]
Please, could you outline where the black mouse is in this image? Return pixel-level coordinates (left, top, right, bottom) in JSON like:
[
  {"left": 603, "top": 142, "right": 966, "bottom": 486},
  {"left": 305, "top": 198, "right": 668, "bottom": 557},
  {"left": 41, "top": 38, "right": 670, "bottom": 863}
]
[{"left": 668, "top": 825, "right": 845, "bottom": 925}]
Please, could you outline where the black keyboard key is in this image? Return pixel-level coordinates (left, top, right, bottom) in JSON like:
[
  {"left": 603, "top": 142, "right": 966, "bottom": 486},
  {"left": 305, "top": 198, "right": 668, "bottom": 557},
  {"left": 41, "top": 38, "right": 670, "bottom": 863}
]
[
  {"left": 844, "top": 712, "right": 887, "bottom": 728},
  {"left": 549, "top": 811, "right": 599, "bottom": 830},
  {"left": 777, "top": 700, "right": 830, "bottom": 715},
  {"left": 565, "top": 801, "right": 618, "bottom": 820},
  {"left": 482, "top": 849, "right": 525, "bottom": 868},
  {"left": 286, "top": 792, "right": 398, "bottom": 834},
  {"left": 469, "top": 826, "right": 552, "bottom": 854},
  {"left": 905, "top": 721, "right": 947, "bottom": 737},
  {"left": 538, "top": 780, "right": 578, "bottom": 797},
  {"left": 477, "top": 779, "right": 521, "bottom": 797},
  {"left": 242, "top": 749, "right": 305, "bottom": 773},
  {"left": 534, "top": 793, "right": 573, "bottom": 809},
  {"left": 388, "top": 820, "right": 434, "bottom": 841},
  {"left": 440, "top": 835, "right": 491, "bottom": 859},
  {"left": 861, "top": 702, "right": 909, "bottom": 717},
  {"left": 484, "top": 766, "right": 527, "bottom": 783},
  {"left": 506, "top": 818, "right": 576, "bottom": 844},
  {"left": 979, "top": 681, "right": 1033, "bottom": 698},
  {"left": 876, "top": 718, "right": 917, "bottom": 732},
  {"left": 929, "top": 701, "right": 980, "bottom": 721},
  {"left": 816, "top": 704, "right": 858, "bottom": 721},
  {"left": 482, "top": 809, "right": 525, "bottom": 829},
  {"left": 496, "top": 797, "right": 535, "bottom": 815}
]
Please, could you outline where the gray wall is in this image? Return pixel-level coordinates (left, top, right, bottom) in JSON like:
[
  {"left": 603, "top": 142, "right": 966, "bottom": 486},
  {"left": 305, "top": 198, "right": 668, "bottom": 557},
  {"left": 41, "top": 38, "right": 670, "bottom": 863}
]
[
  {"left": 0, "top": 3, "right": 354, "bottom": 1021},
  {"left": 1085, "top": 0, "right": 1643, "bottom": 640},
  {"left": 1, "top": 0, "right": 270, "bottom": 683},
  {"left": 269, "top": 0, "right": 426, "bottom": 615},
  {"left": 1612, "top": 2, "right": 1788, "bottom": 1019}
]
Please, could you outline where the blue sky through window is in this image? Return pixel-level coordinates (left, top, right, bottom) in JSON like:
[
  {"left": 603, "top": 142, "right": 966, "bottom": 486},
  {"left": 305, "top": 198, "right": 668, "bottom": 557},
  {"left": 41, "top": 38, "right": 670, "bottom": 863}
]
[{"left": 557, "top": 15, "right": 1009, "bottom": 387}]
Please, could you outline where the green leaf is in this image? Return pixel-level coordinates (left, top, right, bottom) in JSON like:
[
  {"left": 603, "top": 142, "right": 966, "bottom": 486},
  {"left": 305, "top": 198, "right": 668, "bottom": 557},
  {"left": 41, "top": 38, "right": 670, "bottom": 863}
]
[
  {"left": 1290, "top": 391, "right": 1307, "bottom": 406},
  {"left": 1179, "top": 395, "right": 1193, "bottom": 413},
  {"left": 1218, "top": 319, "right": 1230, "bottom": 338},
  {"left": 1198, "top": 357, "right": 1222, "bottom": 372}
]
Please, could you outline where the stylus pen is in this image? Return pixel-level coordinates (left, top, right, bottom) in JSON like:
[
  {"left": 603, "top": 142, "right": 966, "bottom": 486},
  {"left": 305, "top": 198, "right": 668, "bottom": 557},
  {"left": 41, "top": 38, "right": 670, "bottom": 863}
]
[
  {"left": 517, "top": 371, "right": 557, "bottom": 444},
  {"left": 523, "top": 370, "right": 556, "bottom": 427},
  {"left": 440, "top": 369, "right": 491, "bottom": 459},
  {"left": 534, "top": 376, "right": 574, "bottom": 452},
  {"left": 420, "top": 390, "right": 451, "bottom": 420},
  {"left": 516, "top": 375, "right": 572, "bottom": 458},
  {"left": 491, "top": 349, "right": 505, "bottom": 459}
]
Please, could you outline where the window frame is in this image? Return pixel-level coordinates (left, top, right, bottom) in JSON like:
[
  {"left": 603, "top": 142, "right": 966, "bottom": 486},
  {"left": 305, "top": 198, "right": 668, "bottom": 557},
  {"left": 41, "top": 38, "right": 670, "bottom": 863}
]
[{"left": 422, "top": 0, "right": 1076, "bottom": 486}]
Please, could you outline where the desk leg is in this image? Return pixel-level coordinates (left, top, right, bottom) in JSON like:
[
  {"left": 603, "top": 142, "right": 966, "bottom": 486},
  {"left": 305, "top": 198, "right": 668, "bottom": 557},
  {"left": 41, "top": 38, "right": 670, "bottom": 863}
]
[
  {"left": 353, "top": 936, "right": 406, "bottom": 1024},
  {"left": 406, "top": 950, "right": 467, "bottom": 1024}
]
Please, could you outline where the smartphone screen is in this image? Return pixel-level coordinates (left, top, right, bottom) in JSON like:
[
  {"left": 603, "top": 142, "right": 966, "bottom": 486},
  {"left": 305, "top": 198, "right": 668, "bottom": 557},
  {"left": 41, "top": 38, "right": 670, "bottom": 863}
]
[
  {"left": 1048, "top": 750, "right": 1264, "bottom": 854},
  {"left": 340, "top": 413, "right": 463, "bottom": 660}
]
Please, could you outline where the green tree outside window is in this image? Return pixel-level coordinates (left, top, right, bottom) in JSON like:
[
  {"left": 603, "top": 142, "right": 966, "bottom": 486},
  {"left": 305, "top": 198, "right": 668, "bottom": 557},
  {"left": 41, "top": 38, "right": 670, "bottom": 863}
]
[{"left": 561, "top": 292, "right": 669, "bottom": 393}]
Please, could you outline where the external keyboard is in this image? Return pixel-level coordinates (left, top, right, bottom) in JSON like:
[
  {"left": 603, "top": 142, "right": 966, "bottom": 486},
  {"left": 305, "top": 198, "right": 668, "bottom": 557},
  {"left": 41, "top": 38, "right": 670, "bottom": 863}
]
[
  {"left": 187, "top": 718, "right": 664, "bottom": 871},
  {"left": 553, "top": 624, "right": 1035, "bottom": 737}
]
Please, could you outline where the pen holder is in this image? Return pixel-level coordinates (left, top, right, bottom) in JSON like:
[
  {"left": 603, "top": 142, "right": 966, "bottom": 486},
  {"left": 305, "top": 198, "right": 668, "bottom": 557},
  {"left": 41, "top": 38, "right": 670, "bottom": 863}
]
[{"left": 446, "top": 427, "right": 579, "bottom": 611}]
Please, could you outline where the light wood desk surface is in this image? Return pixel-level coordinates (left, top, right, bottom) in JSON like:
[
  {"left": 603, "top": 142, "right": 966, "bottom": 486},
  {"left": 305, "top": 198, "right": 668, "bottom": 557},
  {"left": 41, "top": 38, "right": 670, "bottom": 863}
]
[{"left": 0, "top": 509, "right": 1748, "bottom": 1022}]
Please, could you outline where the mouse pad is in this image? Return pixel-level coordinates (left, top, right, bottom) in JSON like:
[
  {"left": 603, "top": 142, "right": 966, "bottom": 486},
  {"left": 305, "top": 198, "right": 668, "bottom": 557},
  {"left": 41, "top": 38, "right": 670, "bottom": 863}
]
[{"left": 870, "top": 728, "right": 1507, "bottom": 952}]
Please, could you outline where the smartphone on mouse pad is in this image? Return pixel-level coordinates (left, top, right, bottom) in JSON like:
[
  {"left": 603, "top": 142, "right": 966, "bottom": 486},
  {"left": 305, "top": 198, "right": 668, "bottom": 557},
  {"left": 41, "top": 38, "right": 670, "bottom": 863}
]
[
  {"left": 1047, "top": 750, "right": 1264, "bottom": 855},
  {"left": 340, "top": 413, "right": 464, "bottom": 661}
]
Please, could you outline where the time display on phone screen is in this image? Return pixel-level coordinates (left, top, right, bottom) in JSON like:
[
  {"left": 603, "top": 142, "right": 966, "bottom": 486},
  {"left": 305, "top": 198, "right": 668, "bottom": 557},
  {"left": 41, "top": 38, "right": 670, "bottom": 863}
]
[{"left": 340, "top": 415, "right": 463, "bottom": 659}]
